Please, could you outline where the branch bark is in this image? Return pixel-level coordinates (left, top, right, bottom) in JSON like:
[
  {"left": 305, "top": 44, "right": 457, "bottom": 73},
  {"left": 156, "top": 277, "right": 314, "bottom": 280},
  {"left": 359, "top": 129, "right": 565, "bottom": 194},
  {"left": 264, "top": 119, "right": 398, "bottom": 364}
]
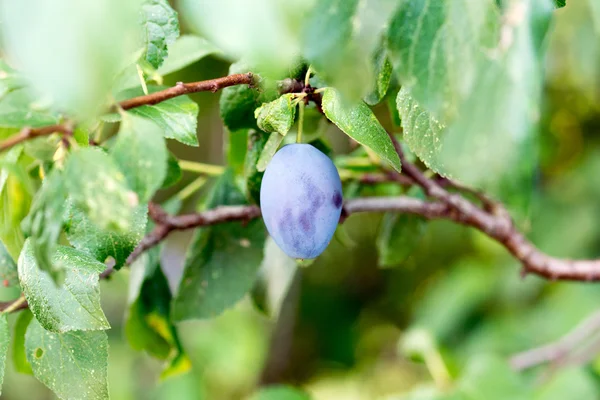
[{"left": 0, "top": 124, "right": 72, "bottom": 152}]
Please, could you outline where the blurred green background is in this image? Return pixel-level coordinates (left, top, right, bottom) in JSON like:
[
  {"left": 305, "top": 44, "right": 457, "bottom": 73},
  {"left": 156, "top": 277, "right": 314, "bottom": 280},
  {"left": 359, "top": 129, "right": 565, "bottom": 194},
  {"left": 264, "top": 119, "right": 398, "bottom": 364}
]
[{"left": 2, "top": 1, "right": 600, "bottom": 399}]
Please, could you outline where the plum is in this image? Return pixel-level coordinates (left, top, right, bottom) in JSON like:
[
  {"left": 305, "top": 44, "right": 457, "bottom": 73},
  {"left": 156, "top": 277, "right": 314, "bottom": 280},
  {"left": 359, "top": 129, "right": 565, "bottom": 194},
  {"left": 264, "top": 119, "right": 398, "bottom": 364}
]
[{"left": 260, "top": 144, "right": 343, "bottom": 259}]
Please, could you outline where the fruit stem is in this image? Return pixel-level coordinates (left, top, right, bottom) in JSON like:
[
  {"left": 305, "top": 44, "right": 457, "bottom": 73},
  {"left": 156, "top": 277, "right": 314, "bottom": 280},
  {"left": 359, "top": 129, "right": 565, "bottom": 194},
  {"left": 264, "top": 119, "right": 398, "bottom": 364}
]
[
  {"left": 176, "top": 176, "right": 208, "bottom": 201},
  {"left": 304, "top": 65, "right": 312, "bottom": 87},
  {"left": 297, "top": 101, "right": 305, "bottom": 144},
  {"left": 178, "top": 160, "right": 224, "bottom": 176}
]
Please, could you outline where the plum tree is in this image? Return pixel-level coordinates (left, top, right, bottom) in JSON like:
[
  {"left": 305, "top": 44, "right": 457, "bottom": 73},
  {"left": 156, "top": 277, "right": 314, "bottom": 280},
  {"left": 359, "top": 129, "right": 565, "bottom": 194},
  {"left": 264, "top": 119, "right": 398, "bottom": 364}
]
[{"left": 260, "top": 144, "right": 343, "bottom": 259}]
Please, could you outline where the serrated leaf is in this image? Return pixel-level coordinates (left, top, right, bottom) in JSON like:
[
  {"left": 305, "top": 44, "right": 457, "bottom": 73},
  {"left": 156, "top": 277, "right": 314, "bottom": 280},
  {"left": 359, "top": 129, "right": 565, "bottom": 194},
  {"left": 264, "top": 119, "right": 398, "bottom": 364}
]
[
  {"left": 172, "top": 171, "right": 265, "bottom": 321},
  {"left": 249, "top": 386, "right": 310, "bottom": 400},
  {"left": 0, "top": 240, "right": 17, "bottom": 287},
  {"left": 256, "top": 132, "right": 285, "bottom": 172},
  {"left": 141, "top": 0, "right": 180, "bottom": 69},
  {"left": 65, "top": 204, "right": 147, "bottom": 270},
  {"left": 0, "top": 0, "right": 141, "bottom": 118},
  {"left": 387, "top": 0, "right": 552, "bottom": 193},
  {"left": 21, "top": 168, "right": 67, "bottom": 282},
  {"left": 322, "top": 87, "right": 401, "bottom": 172},
  {"left": 111, "top": 112, "right": 167, "bottom": 203},
  {"left": 396, "top": 87, "right": 446, "bottom": 175},
  {"left": 0, "top": 314, "right": 8, "bottom": 395},
  {"left": 162, "top": 151, "right": 182, "bottom": 189},
  {"left": 64, "top": 147, "right": 134, "bottom": 232},
  {"left": 157, "top": 35, "right": 221, "bottom": 76},
  {"left": 377, "top": 213, "right": 426, "bottom": 268},
  {"left": 12, "top": 309, "right": 33, "bottom": 375},
  {"left": 220, "top": 62, "right": 278, "bottom": 132},
  {"left": 244, "top": 130, "right": 269, "bottom": 204},
  {"left": 25, "top": 318, "right": 108, "bottom": 400},
  {"left": 126, "top": 257, "right": 191, "bottom": 379},
  {"left": 18, "top": 240, "right": 110, "bottom": 332},
  {"left": 364, "top": 44, "right": 393, "bottom": 106},
  {"left": 254, "top": 94, "right": 297, "bottom": 135},
  {"left": 118, "top": 85, "right": 199, "bottom": 146}
]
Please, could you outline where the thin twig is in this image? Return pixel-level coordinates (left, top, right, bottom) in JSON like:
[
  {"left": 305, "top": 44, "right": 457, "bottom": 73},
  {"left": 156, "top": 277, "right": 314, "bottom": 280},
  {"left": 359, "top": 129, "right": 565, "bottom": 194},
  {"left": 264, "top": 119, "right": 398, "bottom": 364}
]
[
  {"left": 510, "top": 309, "right": 600, "bottom": 371},
  {"left": 0, "top": 124, "right": 72, "bottom": 153},
  {"left": 119, "top": 73, "right": 255, "bottom": 109}
]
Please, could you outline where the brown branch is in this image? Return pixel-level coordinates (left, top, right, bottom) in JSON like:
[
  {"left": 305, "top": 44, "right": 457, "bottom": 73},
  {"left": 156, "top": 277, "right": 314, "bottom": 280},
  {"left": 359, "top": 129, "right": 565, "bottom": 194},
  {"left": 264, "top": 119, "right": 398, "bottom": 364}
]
[
  {"left": 510, "top": 309, "right": 600, "bottom": 371},
  {"left": 119, "top": 73, "right": 255, "bottom": 110},
  {"left": 0, "top": 124, "right": 72, "bottom": 153}
]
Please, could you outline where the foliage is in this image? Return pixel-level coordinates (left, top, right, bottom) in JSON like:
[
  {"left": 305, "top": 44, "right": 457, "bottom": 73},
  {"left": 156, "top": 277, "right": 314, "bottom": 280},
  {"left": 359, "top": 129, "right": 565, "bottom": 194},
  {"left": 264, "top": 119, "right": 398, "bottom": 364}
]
[{"left": 0, "top": 0, "right": 599, "bottom": 399}]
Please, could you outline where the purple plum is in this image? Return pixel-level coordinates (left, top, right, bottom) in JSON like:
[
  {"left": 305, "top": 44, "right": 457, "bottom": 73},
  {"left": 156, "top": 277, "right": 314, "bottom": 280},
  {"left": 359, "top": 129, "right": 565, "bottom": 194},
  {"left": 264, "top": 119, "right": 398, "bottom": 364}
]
[{"left": 260, "top": 144, "right": 343, "bottom": 259}]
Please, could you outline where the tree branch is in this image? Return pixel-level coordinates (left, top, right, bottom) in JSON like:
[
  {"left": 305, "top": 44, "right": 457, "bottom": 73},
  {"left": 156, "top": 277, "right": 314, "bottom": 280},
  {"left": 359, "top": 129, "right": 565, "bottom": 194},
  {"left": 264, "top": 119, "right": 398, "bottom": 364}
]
[
  {"left": 510, "top": 309, "right": 600, "bottom": 371},
  {"left": 0, "top": 124, "right": 72, "bottom": 152},
  {"left": 119, "top": 72, "right": 255, "bottom": 109}
]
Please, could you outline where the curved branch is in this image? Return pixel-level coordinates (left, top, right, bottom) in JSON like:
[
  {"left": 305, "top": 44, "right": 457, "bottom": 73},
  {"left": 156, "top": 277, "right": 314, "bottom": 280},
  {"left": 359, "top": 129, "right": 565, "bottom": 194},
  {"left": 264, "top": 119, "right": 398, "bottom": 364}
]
[{"left": 0, "top": 124, "right": 72, "bottom": 152}]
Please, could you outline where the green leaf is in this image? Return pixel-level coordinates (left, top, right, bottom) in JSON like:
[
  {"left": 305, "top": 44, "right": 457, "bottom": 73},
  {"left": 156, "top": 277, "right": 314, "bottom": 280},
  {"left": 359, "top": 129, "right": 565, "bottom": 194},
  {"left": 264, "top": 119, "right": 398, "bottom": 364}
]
[
  {"left": 65, "top": 204, "right": 147, "bottom": 270},
  {"left": 111, "top": 112, "right": 167, "bottom": 203},
  {"left": 555, "top": 0, "right": 566, "bottom": 7},
  {"left": 0, "top": 314, "right": 9, "bottom": 395},
  {"left": 12, "top": 309, "right": 33, "bottom": 375},
  {"left": 220, "top": 62, "right": 278, "bottom": 132},
  {"left": 18, "top": 240, "right": 110, "bottom": 332},
  {"left": 126, "top": 256, "right": 191, "bottom": 379},
  {"left": 321, "top": 88, "right": 401, "bottom": 172},
  {"left": 0, "top": 240, "right": 17, "bottom": 287},
  {"left": 535, "top": 368, "right": 597, "bottom": 400},
  {"left": 364, "top": 44, "right": 393, "bottom": 106},
  {"left": 64, "top": 147, "right": 135, "bottom": 232},
  {"left": 249, "top": 386, "right": 310, "bottom": 400},
  {"left": 172, "top": 171, "right": 266, "bottom": 321},
  {"left": 23, "top": 135, "right": 60, "bottom": 162},
  {"left": 118, "top": 85, "right": 199, "bottom": 146},
  {"left": 256, "top": 132, "right": 285, "bottom": 172},
  {"left": 377, "top": 213, "right": 426, "bottom": 268},
  {"left": 0, "top": 89, "right": 60, "bottom": 129},
  {"left": 254, "top": 94, "right": 297, "bottom": 135},
  {"left": 0, "top": 60, "right": 27, "bottom": 99},
  {"left": 141, "top": 0, "right": 180, "bottom": 69},
  {"left": 396, "top": 87, "right": 446, "bottom": 175},
  {"left": 162, "top": 151, "right": 182, "bottom": 189},
  {"left": 0, "top": 0, "right": 141, "bottom": 118},
  {"left": 157, "top": 35, "right": 221, "bottom": 76},
  {"left": 244, "top": 130, "right": 269, "bottom": 204},
  {"left": 25, "top": 318, "right": 108, "bottom": 400},
  {"left": 21, "top": 168, "right": 67, "bottom": 282},
  {"left": 227, "top": 128, "right": 249, "bottom": 176}
]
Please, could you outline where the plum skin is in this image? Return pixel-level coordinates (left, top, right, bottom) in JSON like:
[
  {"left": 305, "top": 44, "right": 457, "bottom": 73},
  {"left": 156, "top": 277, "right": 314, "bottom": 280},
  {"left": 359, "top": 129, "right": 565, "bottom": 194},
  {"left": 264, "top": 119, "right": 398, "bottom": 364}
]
[{"left": 260, "top": 143, "right": 343, "bottom": 259}]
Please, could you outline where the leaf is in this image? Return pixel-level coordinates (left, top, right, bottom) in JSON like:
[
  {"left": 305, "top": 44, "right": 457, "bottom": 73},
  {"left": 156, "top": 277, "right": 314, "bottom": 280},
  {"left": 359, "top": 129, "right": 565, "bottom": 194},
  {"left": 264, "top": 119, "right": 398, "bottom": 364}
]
[
  {"left": 555, "top": 0, "right": 566, "bottom": 7},
  {"left": 0, "top": 240, "right": 17, "bottom": 287},
  {"left": 157, "top": 35, "right": 221, "bottom": 76},
  {"left": 396, "top": 87, "right": 446, "bottom": 175},
  {"left": 251, "top": 237, "right": 298, "bottom": 318},
  {"left": 254, "top": 94, "right": 297, "bottom": 135},
  {"left": 0, "top": 60, "right": 27, "bottom": 99},
  {"left": 256, "top": 132, "right": 285, "bottom": 172},
  {"left": 18, "top": 240, "right": 110, "bottom": 332},
  {"left": 0, "top": 314, "right": 9, "bottom": 395},
  {"left": 118, "top": 85, "right": 199, "bottom": 146},
  {"left": 220, "top": 61, "right": 278, "bottom": 132},
  {"left": 64, "top": 147, "right": 135, "bottom": 232},
  {"left": 387, "top": 0, "right": 553, "bottom": 192},
  {"left": 0, "top": 0, "right": 141, "bottom": 118},
  {"left": 21, "top": 168, "right": 67, "bottom": 282},
  {"left": 321, "top": 88, "right": 401, "bottom": 172},
  {"left": 0, "top": 89, "right": 60, "bottom": 129},
  {"left": 364, "top": 43, "right": 393, "bottom": 106},
  {"left": 377, "top": 213, "right": 426, "bottom": 268},
  {"left": 535, "top": 368, "right": 597, "bottom": 400},
  {"left": 227, "top": 128, "right": 249, "bottom": 176},
  {"left": 244, "top": 130, "right": 269, "bottom": 204},
  {"left": 161, "top": 151, "right": 182, "bottom": 189},
  {"left": 249, "top": 386, "right": 310, "bottom": 400},
  {"left": 65, "top": 204, "right": 147, "bottom": 270},
  {"left": 23, "top": 135, "right": 60, "bottom": 162},
  {"left": 111, "top": 112, "right": 167, "bottom": 203},
  {"left": 12, "top": 309, "right": 33, "bottom": 375},
  {"left": 141, "top": 0, "right": 180, "bottom": 69},
  {"left": 25, "top": 318, "right": 108, "bottom": 400},
  {"left": 126, "top": 257, "right": 191, "bottom": 379},
  {"left": 172, "top": 171, "right": 266, "bottom": 321}
]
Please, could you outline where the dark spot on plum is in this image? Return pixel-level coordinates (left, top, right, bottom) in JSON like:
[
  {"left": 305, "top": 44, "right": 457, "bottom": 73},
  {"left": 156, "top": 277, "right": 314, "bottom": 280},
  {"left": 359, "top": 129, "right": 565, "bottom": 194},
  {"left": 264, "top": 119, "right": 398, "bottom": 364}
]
[
  {"left": 299, "top": 211, "right": 313, "bottom": 233},
  {"left": 279, "top": 208, "right": 293, "bottom": 233},
  {"left": 332, "top": 191, "right": 342, "bottom": 208}
]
